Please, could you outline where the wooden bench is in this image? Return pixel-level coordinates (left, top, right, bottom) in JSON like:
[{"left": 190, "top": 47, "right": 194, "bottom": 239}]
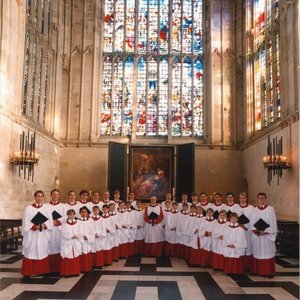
[{"left": 0, "top": 219, "right": 23, "bottom": 253}]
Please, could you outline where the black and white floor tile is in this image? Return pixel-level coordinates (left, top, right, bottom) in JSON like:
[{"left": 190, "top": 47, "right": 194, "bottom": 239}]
[{"left": 0, "top": 251, "right": 299, "bottom": 300}]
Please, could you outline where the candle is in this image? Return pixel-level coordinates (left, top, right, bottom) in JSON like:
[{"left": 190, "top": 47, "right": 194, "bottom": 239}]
[{"left": 172, "top": 187, "right": 175, "bottom": 197}]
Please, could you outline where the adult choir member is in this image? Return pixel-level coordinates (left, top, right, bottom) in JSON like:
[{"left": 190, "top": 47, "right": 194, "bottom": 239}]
[
  {"left": 144, "top": 196, "right": 164, "bottom": 256},
  {"left": 45, "top": 189, "right": 65, "bottom": 273},
  {"left": 21, "top": 191, "right": 53, "bottom": 276},
  {"left": 250, "top": 192, "right": 277, "bottom": 277}
]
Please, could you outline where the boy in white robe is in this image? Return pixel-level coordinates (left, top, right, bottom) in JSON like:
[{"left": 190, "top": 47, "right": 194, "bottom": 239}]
[
  {"left": 134, "top": 200, "right": 145, "bottom": 254},
  {"left": 21, "top": 190, "right": 53, "bottom": 276},
  {"left": 101, "top": 204, "right": 115, "bottom": 265},
  {"left": 125, "top": 201, "right": 137, "bottom": 256},
  {"left": 91, "top": 205, "right": 106, "bottom": 267},
  {"left": 78, "top": 207, "right": 95, "bottom": 272},
  {"left": 238, "top": 192, "right": 255, "bottom": 271},
  {"left": 60, "top": 209, "right": 82, "bottom": 276},
  {"left": 189, "top": 206, "right": 205, "bottom": 265},
  {"left": 211, "top": 209, "right": 228, "bottom": 270},
  {"left": 109, "top": 202, "right": 120, "bottom": 260},
  {"left": 199, "top": 208, "right": 215, "bottom": 267},
  {"left": 165, "top": 202, "right": 179, "bottom": 257},
  {"left": 144, "top": 196, "right": 164, "bottom": 257},
  {"left": 250, "top": 192, "right": 277, "bottom": 277},
  {"left": 223, "top": 213, "right": 247, "bottom": 274},
  {"left": 176, "top": 202, "right": 190, "bottom": 258},
  {"left": 117, "top": 202, "right": 130, "bottom": 258},
  {"left": 44, "top": 189, "right": 65, "bottom": 273}
]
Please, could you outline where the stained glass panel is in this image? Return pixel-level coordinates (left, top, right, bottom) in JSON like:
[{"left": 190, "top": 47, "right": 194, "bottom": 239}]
[
  {"left": 193, "top": 0, "right": 203, "bottom": 54},
  {"left": 182, "top": 57, "right": 193, "bottom": 136},
  {"left": 172, "top": 0, "right": 181, "bottom": 53},
  {"left": 104, "top": 0, "right": 114, "bottom": 52},
  {"left": 125, "top": 0, "right": 135, "bottom": 52},
  {"left": 193, "top": 58, "right": 203, "bottom": 136},
  {"left": 182, "top": 1, "right": 193, "bottom": 53},
  {"left": 159, "top": 0, "right": 169, "bottom": 54},
  {"left": 171, "top": 57, "right": 181, "bottom": 136},
  {"left": 101, "top": 56, "right": 113, "bottom": 135},
  {"left": 158, "top": 57, "right": 168, "bottom": 136},
  {"left": 123, "top": 56, "right": 134, "bottom": 135},
  {"left": 137, "top": 57, "right": 147, "bottom": 136},
  {"left": 147, "top": 57, "right": 158, "bottom": 135},
  {"left": 138, "top": 0, "right": 148, "bottom": 53},
  {"left": 115, "top": 0, "right": 125, "bottom": 52}
]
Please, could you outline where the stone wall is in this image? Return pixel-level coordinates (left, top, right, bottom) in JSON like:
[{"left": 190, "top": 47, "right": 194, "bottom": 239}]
[
  {"left": 243, "top": 120, "right": 299, "bottom": 221},
  {"left": 0, "top": 0, "right": 61, "bottom": 219}
]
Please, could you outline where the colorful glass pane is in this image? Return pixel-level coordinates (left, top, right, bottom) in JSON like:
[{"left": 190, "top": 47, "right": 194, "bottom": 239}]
[
  {"left": 193, "top": 0, "right": 203, "bottom": 54},
  {"left": 172, "top": 57, "right": 181, "bottom": 136},
  {"left": 172, "top": 0, "right": 181, "bottom": 53},
  {"left": 182, "top": 57, "right": 193, "bottom": 136},
  {"left": 158, "top": 57, "right": 168, "bottom": 136},
  {"left": 147, "top": 57, "right": 158, "bottom": 135},
  {"left": 112, "top": 56, "right": 123, "bottom": 135},
  {"left": 114, "top": 0, "right": 125, "bottom": 52},
  {"left": 182, "top": 1, "right": 193, "bottom": 53},
  {"left": 193, "top": 58, "right": 203, "bottom": 136},
  {"left": 149, "top": 0, "right": 159, "bottom": 52},
  {"left": 138, "top": 0, "right": 147, "bottom": 53},
  {"left": 125, "top": 0, "right": 135, "bottom": 52},
  {"left": 159, "top": 0, "right": 169, "bottom": 54},
  {"left": 104, "top": 0, "right": 114, "bottom": 52},
  {"left": 101, "top": 56, "right": 112, "bottom": 135},
  {"left": 123, "top": 56, "right": 134, "bottom": 135},
  {"left": 137, "top": 57, "right": 147, "bottom": 136}
]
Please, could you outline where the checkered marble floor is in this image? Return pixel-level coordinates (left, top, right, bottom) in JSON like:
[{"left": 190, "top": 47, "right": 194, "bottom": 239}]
[{"left": 0, "top": 251, "right": 299, "bottom": 300}]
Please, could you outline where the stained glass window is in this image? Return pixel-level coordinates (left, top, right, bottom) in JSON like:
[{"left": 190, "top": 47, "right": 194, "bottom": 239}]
[
  {"left": 22, "top": 0, "right": 51, "bottom": 126},
  {"left": 101, "top": 0, "right": 204, "bottom": 137},
  {"left": 246, "top": 0, "right": 281, "bottom": 133}
]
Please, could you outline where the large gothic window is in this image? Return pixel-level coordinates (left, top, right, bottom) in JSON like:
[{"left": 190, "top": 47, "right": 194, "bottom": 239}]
[
  {"left": 246, "top": 0, "right": 280, "bottom": 133},
  {"left": 101, "top": 0, "right": 204, "bottom": 137},
  {"left": 22, "top": 0, "right": 51, "bottom": 126}
]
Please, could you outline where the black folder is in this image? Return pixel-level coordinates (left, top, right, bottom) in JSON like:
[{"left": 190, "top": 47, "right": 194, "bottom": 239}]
[
  {"left": 213, "top": 210, "right": 219, "bottom": 219},
  {"left": 52, "top": 210, "right": 62, "bottom": 220},
  {"left": 31, "top": 212, "right": 48, "bottom": 225},
  {"left": 238, "top": 214, "right": 250, "bottom": 225},
  {"left": 148, "top": 212, "right": 159, "bottom": 220},
  {"left": 254, "top": 218, "right": 270, "bottom": 231}
]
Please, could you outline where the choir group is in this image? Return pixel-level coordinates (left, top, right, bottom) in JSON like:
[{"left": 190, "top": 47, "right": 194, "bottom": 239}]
[{"left": 20, "top": 189, "right": 277, "bottom": 278}]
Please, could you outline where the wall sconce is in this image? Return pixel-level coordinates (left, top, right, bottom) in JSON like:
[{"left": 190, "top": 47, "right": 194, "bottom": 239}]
[
  {"left": 262, "top": 135, "right": 291, "bottom": 185},
  {"left": 10, "top": 130, "right": 39, "bottom": 181}
]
